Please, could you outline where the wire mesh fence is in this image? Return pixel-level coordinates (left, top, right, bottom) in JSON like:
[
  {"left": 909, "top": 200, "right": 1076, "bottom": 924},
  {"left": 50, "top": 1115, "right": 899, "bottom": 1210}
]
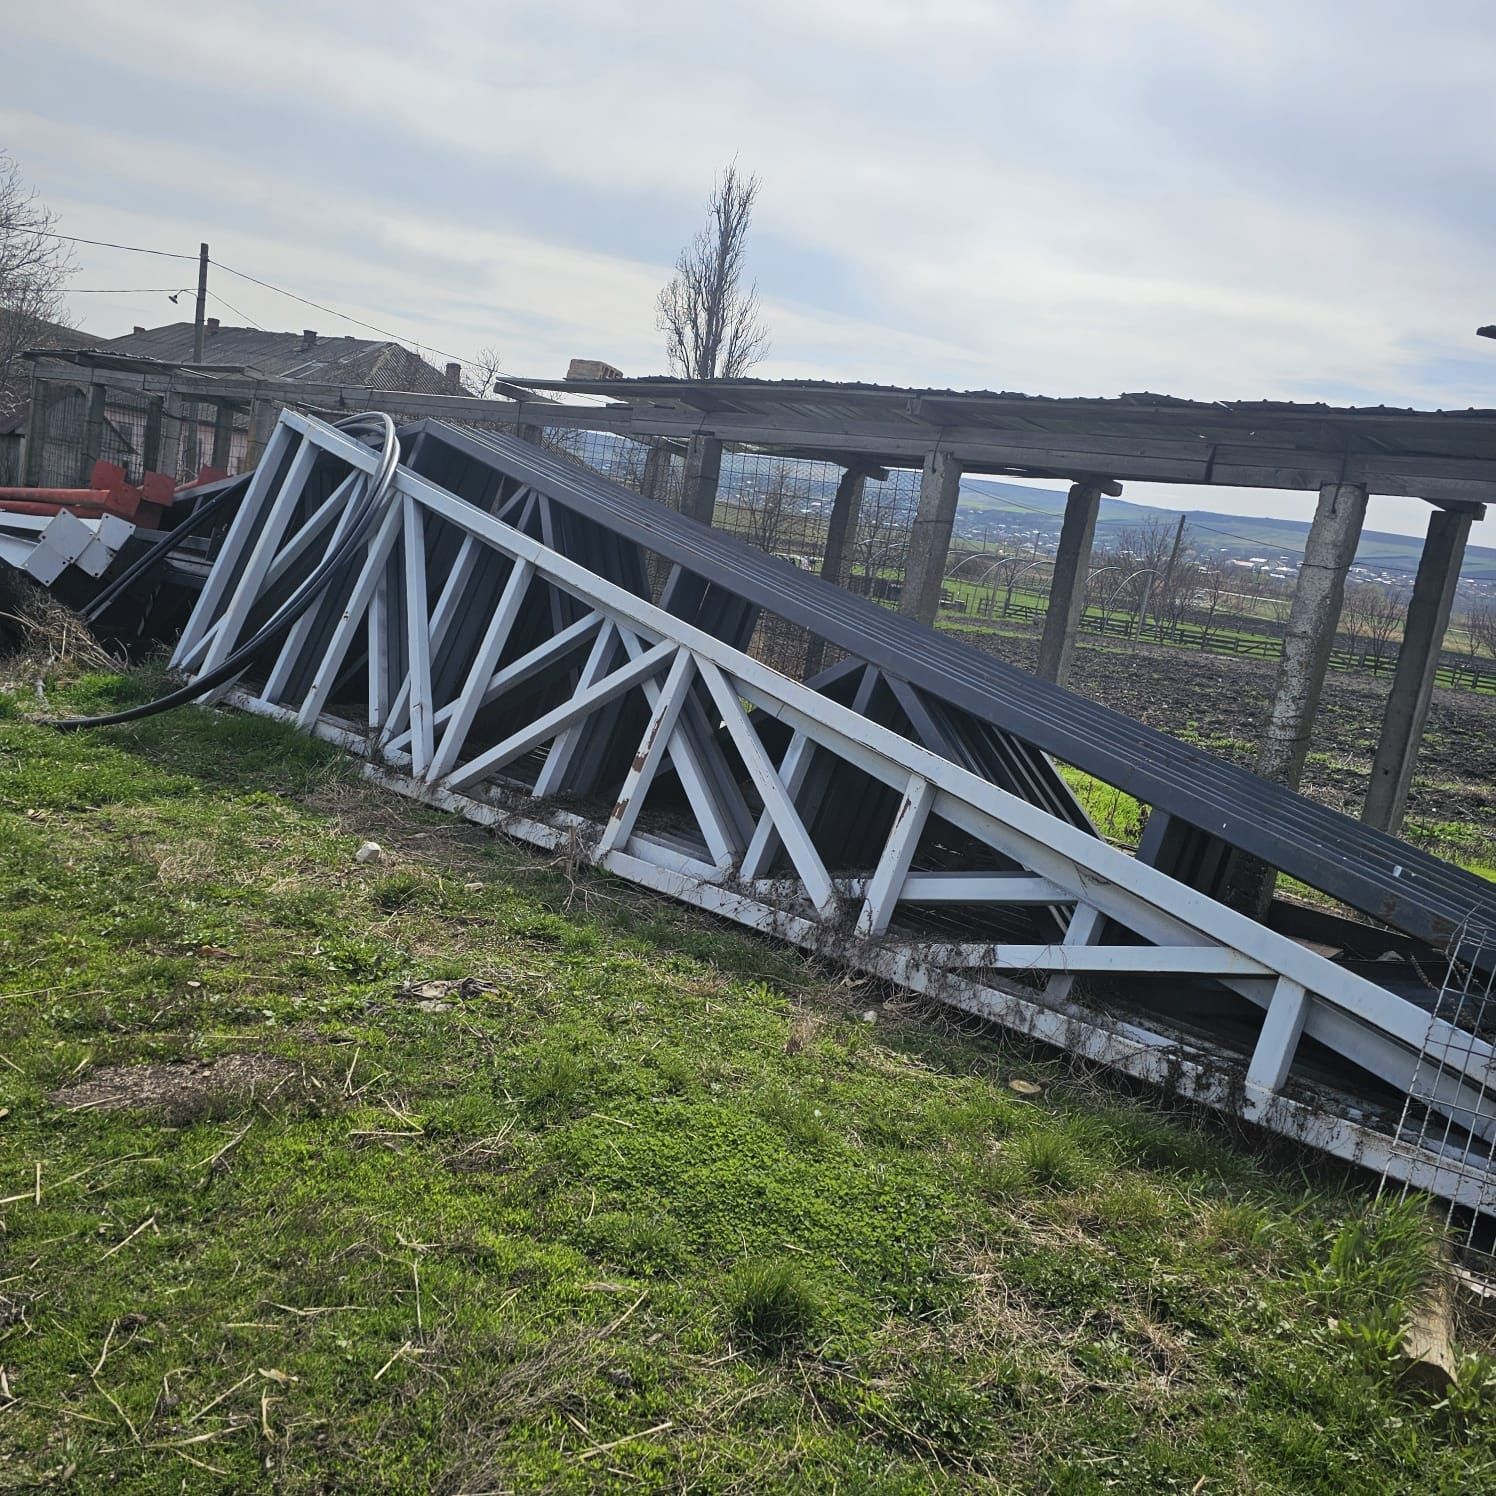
[
  {"left": 539, "top": 427, "right": 925, "bottom": 679},
  {"left": 20, "top": 388, "right": 1496, "bottom": 695},
  {"left": 24, "top": 380, "right": 260, "bottom": 488}
]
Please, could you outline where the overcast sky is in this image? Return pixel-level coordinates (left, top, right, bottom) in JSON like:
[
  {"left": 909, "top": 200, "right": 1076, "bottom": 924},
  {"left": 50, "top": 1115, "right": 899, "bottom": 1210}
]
[{"left": 5, "top": 0, "right": 1493, "bottom": 538}]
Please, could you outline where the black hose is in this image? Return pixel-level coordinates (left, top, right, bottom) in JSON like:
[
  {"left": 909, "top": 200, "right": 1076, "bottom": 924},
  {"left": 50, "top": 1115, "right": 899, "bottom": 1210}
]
[
  {"left": 81, "top": 481, "right": 246, "bottom": 625},
  {"left": 45, "top": 413, "right": 400, "bottom": 732}
]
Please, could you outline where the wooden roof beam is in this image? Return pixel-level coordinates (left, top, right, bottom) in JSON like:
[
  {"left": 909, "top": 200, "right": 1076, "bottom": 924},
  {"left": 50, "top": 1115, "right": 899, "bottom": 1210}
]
[{"left": 30, "top": 362, "right": 1496, "bottom": 504}]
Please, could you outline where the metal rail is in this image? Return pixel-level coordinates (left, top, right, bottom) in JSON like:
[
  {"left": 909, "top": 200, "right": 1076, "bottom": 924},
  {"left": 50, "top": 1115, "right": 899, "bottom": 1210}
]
[{"left": 171, "top": 411, "right": 1496, "bottom": 1214}]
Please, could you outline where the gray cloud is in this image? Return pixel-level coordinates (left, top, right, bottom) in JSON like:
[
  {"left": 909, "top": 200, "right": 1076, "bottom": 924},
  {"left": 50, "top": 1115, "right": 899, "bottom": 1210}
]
[{"left": 5, "top": 0, "right": 1492, "bottom": 536}]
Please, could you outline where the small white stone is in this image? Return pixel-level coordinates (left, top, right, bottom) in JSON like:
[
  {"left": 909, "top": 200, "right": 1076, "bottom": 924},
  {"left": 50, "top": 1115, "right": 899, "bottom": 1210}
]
[
  {"left": 355, "top": 841, "right": 383, "bottom": 864},
  {"left": 861, "top": 1009, "right": 877, "bottom": 1024}
]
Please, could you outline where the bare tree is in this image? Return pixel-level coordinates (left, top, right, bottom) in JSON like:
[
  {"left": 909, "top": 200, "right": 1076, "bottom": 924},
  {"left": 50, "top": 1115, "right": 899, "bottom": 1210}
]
[
  {"left": 1192, "top": 555, "right": 1233, "bottom": 643},
  {"left": 850, "top": 475, "right": 913, "bottom": 599},
  {"left": 1083, "top": 552, "right": 1117, "bottom": 631},
  {"left": 999, "top": 544, "right": 1047, "bottom": 619},
  {"left": 1361, "top": 586, "right": 1406, "bottom": 673},
  {"left": 1114, "top": 521, "right": 1177, "bottom": 630},
  {"left": 1161, "top": 556, "right": 1201, "bottom": 634},
  {"left": 1463, "top": 600, "right": 1496, "bottom": 684},
  {"left": 0, "top": 151, "right": 76, "bottom": 423},
  {"left": 739, "top": 459, "right": 797, "bottom": 555},
  {"left": 1234, "top": 562, "right": 1271, "bottom": 618},
  {"left": 1339, "top": 584, "right": 1375, "bottom": 661},
  {"left": 657, "top": 162, "right": 769, "bottom": 380},
  {"left": 465, "top": 344, "right": 503, "bottom": 397}
]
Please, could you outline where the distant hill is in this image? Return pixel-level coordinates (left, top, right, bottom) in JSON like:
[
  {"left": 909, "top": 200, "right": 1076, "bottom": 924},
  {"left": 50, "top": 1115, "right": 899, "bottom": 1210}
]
[
  {"left": 958, "top": 479, "right": 1496, "bottom": 591},
  {"left": 549, "top": 432, "right": 1496, "bottom": 594}
]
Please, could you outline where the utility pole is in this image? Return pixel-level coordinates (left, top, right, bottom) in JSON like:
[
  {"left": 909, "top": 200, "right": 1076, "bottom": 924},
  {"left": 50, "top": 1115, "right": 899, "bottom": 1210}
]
[
  {"left": 192, "top": 242, "right": 209, "bottom": 362},
  {"left": 182, "top": 242, "right": 209, "bottom": 479}
]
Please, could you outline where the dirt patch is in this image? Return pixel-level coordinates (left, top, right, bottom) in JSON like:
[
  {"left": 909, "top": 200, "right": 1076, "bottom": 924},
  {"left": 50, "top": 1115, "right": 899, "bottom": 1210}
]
[
  {"left": 301, "top": 774, "right": 495, "bottom": 859},
  {"left": 51, "top": 1054, "right": 300, "bottom": 1123}
]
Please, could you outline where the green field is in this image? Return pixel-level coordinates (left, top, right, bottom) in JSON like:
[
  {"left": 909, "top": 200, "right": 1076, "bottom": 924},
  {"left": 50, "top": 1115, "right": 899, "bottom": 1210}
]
[{"left": 3, "top": 672, "right": 1496, "bottom": 1492}]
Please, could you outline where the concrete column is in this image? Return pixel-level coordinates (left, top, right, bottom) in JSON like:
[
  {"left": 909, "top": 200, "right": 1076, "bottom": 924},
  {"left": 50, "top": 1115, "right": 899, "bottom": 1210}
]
[
  {"left": 210, "top": 399, "right": 236, "bottom": 472},
  {"left": 178, "top": 396, "right": 200, "bottom": 481},
  {"left": 23, "top": 374, "right": 49, "bottom": 485},
  {"left": 1363, "top": 506, "right": 1473, "bottom": 832},
  {"left": 682, "top": 435, "right": 723, "bottom": 526},
  {"left": 79, "top": 381, "right": 108, "bottom": 486},
  {"left": 142, "top": 396, "right": 165, "bottom": 476},
  {"left": 821, "top": 466, "right": 866, "bottom": 588},
  {"left": 805, "top": 465, "right": 868, "bottom": 676},
  {"left": 640, "top": 442, "right": 671, "bottom": 503},
  {"left": 1255, "top": 481, "right": 1368, "bottom": 788},
  {"left": 515, "top": 423, "right": 544, "bottom": 445},
  {"left": 1035, "top": 481, "right": 1103, "bottom": 684},
  {"left": 245, "top": 398, "right": 277, "bottom": 468},
  {"left": 899, "top": 448, "right": 962, "bottom": 626}
]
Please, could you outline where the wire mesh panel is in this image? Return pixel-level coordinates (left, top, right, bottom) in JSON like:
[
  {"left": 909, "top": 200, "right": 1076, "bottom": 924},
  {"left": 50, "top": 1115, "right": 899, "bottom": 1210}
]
[
  {"left": 0, "top": 437, "right": 19, "bottom": 486},
  {"left": 26, "top": 381, "right": 258, "bottom": 487},
  {"left": 30, "top": 384, "right": 91, "bottom": 486},
  {"left": 545, "top": 428, "right": 683, "bottom": 510},
  {"left": 1379, "top": 917, "right": 1496, "bottom": 1246}
]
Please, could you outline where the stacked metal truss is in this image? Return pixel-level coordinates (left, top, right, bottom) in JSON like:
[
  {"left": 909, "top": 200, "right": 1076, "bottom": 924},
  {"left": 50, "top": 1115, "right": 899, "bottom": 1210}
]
[{"left": 171, "top": 410, "right": 1496, "bottom": 1215}]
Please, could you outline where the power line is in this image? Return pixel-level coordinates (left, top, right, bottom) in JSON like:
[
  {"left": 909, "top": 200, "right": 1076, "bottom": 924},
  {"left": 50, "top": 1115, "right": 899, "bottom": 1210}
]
[
  {"left": 208, "top": 255, "right": 478, "bottom": 372},
  {"left": 63, "top": 286, "right": 191, "bottom": 294},
  {"left": 205, "top": 287, "right": 262, "bottom": 330},
  {"left": 13, "top": 230, "right": 1482, "bottom": 576},
  {"left": 9, "top": 227, "right": 198, "bottom": 261},
  {"left": 10, "top": 222, "right": 483, "bottom": 373}
]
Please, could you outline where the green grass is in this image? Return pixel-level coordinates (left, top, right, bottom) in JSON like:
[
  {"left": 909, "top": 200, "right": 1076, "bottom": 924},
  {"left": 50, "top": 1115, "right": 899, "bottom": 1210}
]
[
  {"left": 1056, "top": 763, "right": 1147, "bottom": 845},
  {"left": 2, "top": 670, "right": 1496, "bottom": 1491},
  {"left": 1405, "top": 817, "right": 1496, "bottom": 884}
]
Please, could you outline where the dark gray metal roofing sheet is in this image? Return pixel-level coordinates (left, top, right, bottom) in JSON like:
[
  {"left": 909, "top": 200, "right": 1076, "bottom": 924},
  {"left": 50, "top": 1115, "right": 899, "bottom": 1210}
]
[{"left": 410, "top": 419, "right": 1496, "bottom": 953}]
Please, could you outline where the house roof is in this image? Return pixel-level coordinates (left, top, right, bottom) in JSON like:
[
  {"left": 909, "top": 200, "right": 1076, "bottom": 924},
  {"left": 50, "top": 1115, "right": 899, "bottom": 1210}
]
[
  {"left": 96, "top": 323, "right": 452, "bottom": 394},
  {"left": 1, "top": 310, "right": 104, "bottom": 351}
]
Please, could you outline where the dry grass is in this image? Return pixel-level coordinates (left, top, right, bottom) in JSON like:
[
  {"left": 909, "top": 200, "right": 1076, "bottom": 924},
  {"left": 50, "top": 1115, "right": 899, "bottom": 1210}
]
[{"left": 0, "top": 572, "right": 115, "bottom": 686}]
